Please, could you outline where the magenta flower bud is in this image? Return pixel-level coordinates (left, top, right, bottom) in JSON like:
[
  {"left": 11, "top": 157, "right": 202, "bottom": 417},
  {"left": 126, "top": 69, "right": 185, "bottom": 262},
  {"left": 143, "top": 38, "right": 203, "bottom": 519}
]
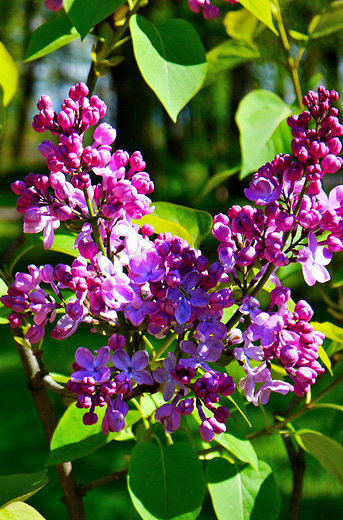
[
  {"left": 78, "top": 240, "right": 98, "bottom": 260},
  {"left": 295, "top": 300, "right": 314, "bottom": 321},
  {"left": 108, "top": 333, "right": 126, "bottom": 352},
  {"left": 236, "top": 246, "right": 257, "bottom": 267},
  {"left": 129, "top": 151, "right": 146, "bottom": 173},
  {"left": 93, "top": 122, "right": 117, "bottom": 145},
  {"left": 37, "top": 95, "right": 53, "bottom": 111},
  {"left": 132, "top": 172, "right": 154, "bottom": 194},
  {"left": 50, "top": 202, "right": 73, "bottom": 220},
  {"left": 11, "top": 180, "right": 26, "bottom": 195},
  {"left": 280, "top": 345, "right": 299, "bottom": 366},
  {"left": 26, "top": 324, "right": 45, "bottom": 344},
  {"left": 178, "top": 398, "right": 194, "bottom": 415},
  {"left": 275, "top": 211, "right": 295, "bottom": 232},
  {"left": 39, "top": 107, "right": 55, "bottom": 125},
  {"left": 82, "top": 411, "right": 98, "bottom": 426},
  {"left": 306, "top": 180, "right": 322, "bottom": 196},
  {"left": 270, "top": 286, "right": 291, "bottom": 306},
  {"left": 310, "top": 140, "right": 329, "bottom": 159},
  {"left": 214, "top": 406, "right": 230, "bottom": 423},
  {"left": 327, "top": 137, "right": 342, "bottom": 155},
  {"left": 141, "top": 223, "right": 154, "bottom": 237},
  {"left": 57, "top": 108, "right": 75, "bottom": 129},
  {"left": 171, "top": 364, "right": 195, "bottom": 385},
  {"left": 265, "top": 232, "right": 283, "bottom": 252},
  {"left": 38, "top": 140, "right": 56, "bottom": 158},
  {"left": 90, "top": 95, "right": 107, "bottom": 117},
  {"left": 8, "top": 312, "right": 24, "bottom": 328},
  {"left": 327, "top": 234, "right": 343, "bottom": 252},
  {"left": 321, "top": 154, "right": 343, "bottom": 174},
  {"left": 69, "top": 82, "right": 89, "bottom": 101},
  {"left": 218, "top": 373, "right": 235, "bottom": 396},
  {"left": 40, "top": 264, "right": 55, "bottom": 282}
]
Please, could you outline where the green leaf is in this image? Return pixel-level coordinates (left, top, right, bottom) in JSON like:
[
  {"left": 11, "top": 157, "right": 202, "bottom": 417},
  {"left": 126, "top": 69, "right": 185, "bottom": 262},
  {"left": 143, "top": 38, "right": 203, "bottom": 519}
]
[
  {"left": 311, "top": 321, "right": 343, "bottom": 344},
  {"left": 203, "top": 40, "right": 260, "bottom": 89},
  {"left": 206, "top": 459, "right": 281, "bottom": 520},
  {"left": 0, "top": 42, "right": 18, "bottom": 106},
  {"left": 239, "top": 0, "right": 278, "bottom": 35},
  {"left": 128, "top": 442, "right": 206, "bottom": 520},
  {"left": 308, "top": 1, "right": 343, "bottom": 40},
  {"left": 214, "top": 424, "right": 258, "bottom": 470},
  {"left": 289, "top": 29, "right": 309, "bottom": 42},
  {"left": 236, "top": 90, "right": 292, "bottom": 178},
  {"left": 0, "top": 471, "right": 48, "bottom": 508},
  {"left": 224, "top": 8, "right": 259, "bottom": 41},
  {"left": 318, "top": 344, "right": 333, "bottom": 376},
  {"left": 64, "top": 0, "right": 127, "bottom": 40},
  {"left": 130, "top": 15, "right": 207, "bottom": 123},
  {"left": 294, "top": 429, "right": 343, "bottom": 486},
  {"left": 0, "top": 502, "right": 46, "bottom": 520},
  {"left": 135, "top": 201, "right": 213, "bottom": 249},
  {"left": 332, "top": 267, "right": 343, "bottom": 287},
  {"left": 46, "top": 404, "right": 140, "bottom": 466},
  {"left": 24, "top": 13, "right": 80, "bottom": 62},
  {"left": 0, "top": 305, "right": 11, "bottom": 325},
  {"left": 48, "top": 233, "right": 78, "bottom": 257}
]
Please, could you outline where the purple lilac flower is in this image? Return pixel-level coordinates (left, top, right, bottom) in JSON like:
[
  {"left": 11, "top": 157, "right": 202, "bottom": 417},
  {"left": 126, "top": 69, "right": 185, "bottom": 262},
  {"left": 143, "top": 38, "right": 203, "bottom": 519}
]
[
  {"left": 153, "top": 352, "right": 188, "bottom": 401},
  {"left": 179, "top": 340, "right": 222, "bottom": 371},
  {"left": 102, "top": 396, "right": 129, "bottom": 435},
  {"left": 167, "top": 270, "right": 209, "bottom": 324},
  {"left": 297, "top": 231, "right": 332, "bottom": 286},
  {"left": 112, "top": 350, "right": 153, "bottom": 394},
  {"left": 71, "top": 346, "right": 111, "bottom": 384}
]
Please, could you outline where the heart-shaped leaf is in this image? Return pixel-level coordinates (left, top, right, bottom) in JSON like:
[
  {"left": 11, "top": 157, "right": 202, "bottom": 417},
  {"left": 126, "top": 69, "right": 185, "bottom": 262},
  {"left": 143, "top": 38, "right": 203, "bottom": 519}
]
[
  {"left": 0, "top": 501, "right": 46, "bottom": 519},
  {"left": 130, "top": 15, "right": 207, "bottom": 122}
]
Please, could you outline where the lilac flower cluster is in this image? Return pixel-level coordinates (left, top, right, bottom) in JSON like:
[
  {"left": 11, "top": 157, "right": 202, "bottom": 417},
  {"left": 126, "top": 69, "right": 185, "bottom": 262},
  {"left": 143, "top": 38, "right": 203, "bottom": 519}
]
[{"left": 2, "top": 84, "right": 340, "bottom": 442}]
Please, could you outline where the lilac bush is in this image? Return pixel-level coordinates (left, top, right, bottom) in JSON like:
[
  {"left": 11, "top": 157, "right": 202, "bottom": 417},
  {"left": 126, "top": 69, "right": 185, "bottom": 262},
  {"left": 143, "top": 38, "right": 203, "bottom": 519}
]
[{"left": 2, "top": 83, "right": 342, "bottom": 443}]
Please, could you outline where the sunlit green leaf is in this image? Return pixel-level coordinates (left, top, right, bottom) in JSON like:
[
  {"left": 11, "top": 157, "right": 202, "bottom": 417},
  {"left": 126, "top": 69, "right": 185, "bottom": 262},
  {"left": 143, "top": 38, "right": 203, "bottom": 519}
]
[
  {"left": 308, "top": 1, "right": 343, "bottom": 39},
  {"left": 130, "top": 15, "right": 207, "bottom": 123},
  {"left": 289, "top": 29, "right": 309, "bottom": 42},
  {"left": 64, "top": 0, "right": 126, "bottom": 40},
  {"left": 0, "top": 85, "right": 5, "bottom": 138},
  {"left": 224, "top": 8, "right": 259, "bottom": 41},
  {"left": 318, "top": 345, "right": 333, "bottom": 376},
  {"left": 206, "top": 459, "right": 281, "bottom": 520},
  {"left": 236, "top": 90, "right": 292, "bottom": 178},
  {"left": 240, "top": 0, "right": 278, "bottom": 35},
  {"left": 215, "top": 423, "right": 258, "bottom": 470},
  {"left": 0, "top": 501, "right": 46, "bottom": 520},
  {"left": 311, "top": 321, "right": 343, "bottom": 344},
  {"left": 0, "top": 42, "right": 18, "bottom": 106},
  {"left": 24, "top": 13, "right": 80, "bottom": 62},
  {"left": 46, "top": 404, "right": 140, "bottom": 466},
  {"left": 294, "top": 429, "right": 343, "bottom": 486},
  {"left": 203, "top": 40, "right": 260, "bottom": 89},
  {"left": 135, "top": 201, "right": 213, "bottom": 249},
  {"left": 128, "top": 442, "right": 206, "bottom": 520},
  {"left": 0, "top": 471, "right": 48, "bottom": 508}
]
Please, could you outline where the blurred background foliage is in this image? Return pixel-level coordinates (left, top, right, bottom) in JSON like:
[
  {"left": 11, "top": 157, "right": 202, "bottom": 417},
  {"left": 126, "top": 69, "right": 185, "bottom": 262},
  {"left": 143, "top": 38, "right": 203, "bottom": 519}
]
[{"left": 1, "top": 1, "right": 343, "bottom": 519}]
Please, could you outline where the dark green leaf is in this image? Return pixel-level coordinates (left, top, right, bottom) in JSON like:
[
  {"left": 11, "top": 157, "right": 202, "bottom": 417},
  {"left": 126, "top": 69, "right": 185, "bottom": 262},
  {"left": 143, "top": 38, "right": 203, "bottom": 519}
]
[
  {"left": 135, "top": 201, "right": 213, "bottom": 249},
  {"left": 206, "top": 459, "right": 281, "bottom": 520},
  {"left": 0, "top": 501, "right": 46, "bottom": 519},
  {"left": 64, "top": 0, "right": 127, "bottom": 40},
  {"left": 239, "top": 0, "right": 278, "bottom": 35},
  {"left": 203, "top": 40, "right": 260, "bottom": 89},
  {"left": 0, "top": 42, "right": 18, "bottom": 106},
  {"left": 236, "top": 90, "right": 292, "bottom": 178},
  {"left": 294, "top": 429, "right": 343, "bottom": 486},
  {"left": 128, "top": 442, "right": 206, "bottom": 520},
  {"left": 24, "top": 13, "right": 80, "bottom": 62},
  {"left": 130, "top": 15, "right": 207, "bottom": 123},
  {"left": 308, "top": 1, "right": 343, "bottom": 39},
  {"left": 0, "top": 471, "right": 48, "bottom": 508},
  {"left": 46, "top": 405, "right": 140, "bottom": 466}
]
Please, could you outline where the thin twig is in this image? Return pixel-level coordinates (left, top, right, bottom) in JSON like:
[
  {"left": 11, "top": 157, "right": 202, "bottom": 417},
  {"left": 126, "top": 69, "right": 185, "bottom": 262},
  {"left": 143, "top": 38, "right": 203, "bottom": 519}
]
[{"left": 80, "top": 469, "right": 128, "bottom": 495}]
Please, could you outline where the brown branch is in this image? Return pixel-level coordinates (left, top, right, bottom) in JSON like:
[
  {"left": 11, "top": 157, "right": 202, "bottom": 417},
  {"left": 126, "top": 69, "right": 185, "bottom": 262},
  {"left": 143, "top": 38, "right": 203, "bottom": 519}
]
[
  {"left": 282, "top": 434, "right": 306, "bottom": 520},
  {"left": 80, "top": 469, "right": 128, "bottom": 495},
  {"left": 11, "top": 327, "right": 86, "bottom": 520}
]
